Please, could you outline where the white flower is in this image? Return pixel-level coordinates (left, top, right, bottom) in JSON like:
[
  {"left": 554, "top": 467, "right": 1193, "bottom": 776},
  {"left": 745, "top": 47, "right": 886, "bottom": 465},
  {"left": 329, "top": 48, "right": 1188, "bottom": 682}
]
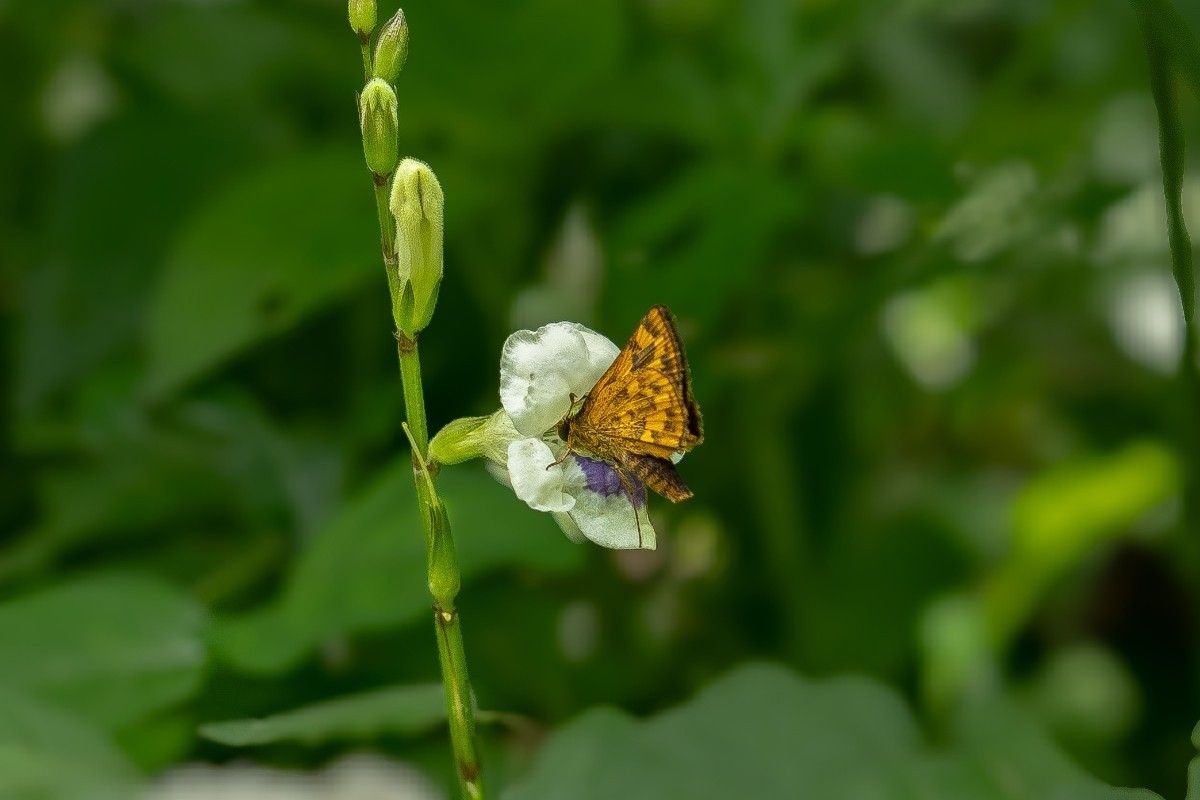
[
  {"left": 145, "top": 754, "right": 438, "bottom": 800},
  {"left": 489, "top": 321, "right": 656, "bottom": 550}
]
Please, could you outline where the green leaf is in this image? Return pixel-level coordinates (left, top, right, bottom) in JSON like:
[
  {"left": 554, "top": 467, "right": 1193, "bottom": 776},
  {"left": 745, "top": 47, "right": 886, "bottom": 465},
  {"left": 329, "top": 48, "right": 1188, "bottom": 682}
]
[
  {"left": 211, "top": 463, "right": 582, "bottom": 673},
  {"left": 0, "top": 573, "right": 207, "bottom": 729},
  {"left": 504, "top": 663, "right": 1161, "bottom": 800},
  {"left": 1187, "top": 723, "right": 1200, "bottom": 800},
  {"left": 0, "top": 686, "right": 139, "bottom": 800},
  {"left": 144, "top": 149, "right": 377, "bottom": 396},
  {"left": 15, "top": 113, "right": 252, "bottom": 417},
  {"left": 984, "top": 441, "right": 1179, "bottom": 642},
  {"left": 199, "top": 683, "right": 445, "bottom": 747}
]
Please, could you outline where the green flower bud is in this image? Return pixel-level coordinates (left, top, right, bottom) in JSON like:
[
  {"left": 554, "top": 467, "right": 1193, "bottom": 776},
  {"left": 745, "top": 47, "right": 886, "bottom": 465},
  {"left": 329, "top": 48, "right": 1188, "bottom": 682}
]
[
  {"left": 373, "top": 8, "right": 409, "bottom": 83},
  {"left": 348, "top": 0, "right": 376, "bottom": 38},
  {"left": 358, "top": 78, "right": 398, "bottom": 176},
  {"left": 389, "top": 158, "right": 443, "bottom": 334},
  {"left": 430, "top": 411, "right": 519, "bottom": 466},
  {"left": 427, "top": 502, "right": 460, "bottom": 606}
]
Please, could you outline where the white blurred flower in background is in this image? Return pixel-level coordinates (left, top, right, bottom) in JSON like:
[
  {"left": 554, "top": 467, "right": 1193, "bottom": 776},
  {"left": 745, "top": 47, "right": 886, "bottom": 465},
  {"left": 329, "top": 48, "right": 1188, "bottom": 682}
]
[
  {"left": 145, "top": 754, "right": 441, "bottom": 800},
  {"left": 1107, "top": 271, "right": 1184, "bottom": 374}
]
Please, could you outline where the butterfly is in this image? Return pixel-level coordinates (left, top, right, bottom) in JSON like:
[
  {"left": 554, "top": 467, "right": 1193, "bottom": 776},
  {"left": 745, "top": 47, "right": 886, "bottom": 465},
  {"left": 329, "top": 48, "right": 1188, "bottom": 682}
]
[{"left": 555, "top": 305, "right": 703, "bottom": 544}]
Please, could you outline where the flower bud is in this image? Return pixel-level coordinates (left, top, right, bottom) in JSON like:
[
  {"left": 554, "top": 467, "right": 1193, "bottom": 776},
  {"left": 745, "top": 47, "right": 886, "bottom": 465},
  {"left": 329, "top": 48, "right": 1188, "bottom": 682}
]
[
  {"left": 430, "top": 411, "right": 519, "bottom": 466},
  {"left": 358, "top": 78, "right": 398, "bottom": 176},
  {"left": 427, "top": 502, "right": 460, "bottom": 606},
  {"left": 348, "top": 0, "right": 376, "bottom": 38},
  {"left": 373, "top": 8, "right": 409, "bottom": 83},
  {"left": 390, "top": 158, "right": 443, "bottom": 334}
]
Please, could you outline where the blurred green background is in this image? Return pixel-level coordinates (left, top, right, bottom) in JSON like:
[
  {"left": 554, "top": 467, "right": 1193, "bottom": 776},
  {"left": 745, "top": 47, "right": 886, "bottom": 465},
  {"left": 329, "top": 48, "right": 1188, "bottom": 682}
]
[{"left": 4, "top": 0, "right": 1200, "bottom": 797}]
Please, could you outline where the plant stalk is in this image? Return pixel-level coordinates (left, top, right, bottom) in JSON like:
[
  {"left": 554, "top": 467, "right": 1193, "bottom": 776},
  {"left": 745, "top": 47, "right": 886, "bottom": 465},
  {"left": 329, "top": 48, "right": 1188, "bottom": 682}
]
[
  {"left": 364, "top": 160, "right": 485, "bottom": 800},
  {"left": 396, "top": 335, "right": 484, "bottom": 799},
  {"left": 1138, "top": 0, "right": 1200, "bottom": 552}
]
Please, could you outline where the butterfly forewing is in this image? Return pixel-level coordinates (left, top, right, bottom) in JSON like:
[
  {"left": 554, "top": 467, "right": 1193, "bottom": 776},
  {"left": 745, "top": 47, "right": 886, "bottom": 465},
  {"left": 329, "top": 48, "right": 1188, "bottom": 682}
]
[{"left": 573, "top": 305, "right": 703, "bottom": 465}]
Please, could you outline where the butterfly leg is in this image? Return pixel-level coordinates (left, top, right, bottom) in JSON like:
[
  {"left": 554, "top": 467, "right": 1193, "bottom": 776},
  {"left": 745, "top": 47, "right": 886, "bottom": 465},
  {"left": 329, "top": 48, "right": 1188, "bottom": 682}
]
[
  {"left": 612, "top": 466, "right": 644, "bottom": 549},
  {"left": 544, "top": 447, "right": 573, "bottom": 471},
  {"left": 545, "top": 396, "right": 580, "bottom": 471}
]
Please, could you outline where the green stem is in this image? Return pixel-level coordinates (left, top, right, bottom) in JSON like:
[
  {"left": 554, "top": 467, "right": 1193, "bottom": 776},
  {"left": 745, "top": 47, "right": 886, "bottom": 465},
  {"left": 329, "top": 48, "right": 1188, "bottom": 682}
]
[
  {"left": 396, "top": 335, "right": 484, "bottom": 800},
  {"left": 356, "top": 19, "right": 481, "bottom": 794},
  {"left": 435, "top": 602, "right": 483, "bottom": 797},
  {"left": 373, "top": 175, "right": 402, "bottom": 312},
  {"left": 398, "top": 337, "right": 429, "bottom": 450},
  {"left": 1138, "top": 0, "right": 1200, "bottom": 550},
  {"left": 359, "top": 37, "right": 372, "bottom": 79},
  {"left": 362, "top": 143, "right": 484, "bottom": 800}
]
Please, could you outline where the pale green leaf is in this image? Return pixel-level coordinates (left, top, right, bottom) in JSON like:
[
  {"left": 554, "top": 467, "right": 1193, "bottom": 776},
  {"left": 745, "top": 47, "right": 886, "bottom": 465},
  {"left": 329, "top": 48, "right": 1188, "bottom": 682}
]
[
  {"left": 504, "top": 663, "right": 1162, "bottom": 800},
  {"left": 0, "top": 573, "right": 207, "bottom": 729},
  {"left": 0, "top": 686, "right": 139, "bottom": 800},
  {"left": 200, "top": 683, "right": 445, "bottom": 747}
]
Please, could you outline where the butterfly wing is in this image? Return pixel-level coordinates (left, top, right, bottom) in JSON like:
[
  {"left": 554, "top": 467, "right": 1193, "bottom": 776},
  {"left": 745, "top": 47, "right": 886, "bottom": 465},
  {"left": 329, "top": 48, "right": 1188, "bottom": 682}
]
[
  {"left": 621, "top": 452, "right": 693, "bottom": 503},
  {"left": 575, "top": 305, "right": 703, "bottom": 460}
]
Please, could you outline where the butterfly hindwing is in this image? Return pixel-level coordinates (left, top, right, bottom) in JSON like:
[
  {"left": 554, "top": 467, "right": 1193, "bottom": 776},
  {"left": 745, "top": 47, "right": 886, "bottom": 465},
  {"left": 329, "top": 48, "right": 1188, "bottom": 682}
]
[{"left": 622, "top": 452, "right": 693, "bottom": 503}]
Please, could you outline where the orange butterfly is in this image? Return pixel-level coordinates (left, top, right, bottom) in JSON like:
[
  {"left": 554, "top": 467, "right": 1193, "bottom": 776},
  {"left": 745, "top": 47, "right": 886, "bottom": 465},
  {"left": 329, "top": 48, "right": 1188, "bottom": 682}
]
[{"left": 555, "top": 306, "right": 703, "bottom": 544}]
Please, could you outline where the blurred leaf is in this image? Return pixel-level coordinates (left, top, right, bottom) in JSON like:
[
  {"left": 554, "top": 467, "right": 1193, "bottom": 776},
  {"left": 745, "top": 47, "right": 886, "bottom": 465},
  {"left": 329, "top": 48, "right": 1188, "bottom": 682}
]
[
  {"left": 15, "top": 113, "right": 250, "bottom": 416},
  {"left": 119, "top": 4, "right": 350, "bottom": 114},
  {"left": 145, "top": 150, "right": 376, "bottom": 396},
  {"left": 1011, "top": 441, "right": 1177, "bottom": 567},
  {"left": 1, "top": 451, "right": 223, "bottom": 582},
  {"left": 0, "top": 573, "right": 207, "bottom": 729},
  {"left": 505, "top": 663, "right": 1162, "bottom": 800},
  {"left": 609, "top": 164, "right": 796, "bottom": 327},
  {"left": 1189, "top": 722, "right": 1200, "bottom": 800},
  {"left": 980, "top": 442, "right": 1178, "bottom": 643},
  {"left": 949, "top": 695, "right": 1162, "bottom": 800},
  {"left": 0, "top": 686, "right": 139, "bottom": 800},
  {"left": 402, "top": 0, "right": 623, "bottom": 135},
  {"left": 199, "top": 683, "right": 445, "bottom": 747},
  {"left": 212, "top": 463, "right": 582, "bottom": 673},
  {"left": 800, "top": 523, "right": 969, "bottom": 676},
  {"left": 1025, "top": 644, "right": 1141, "bottom": 747}
]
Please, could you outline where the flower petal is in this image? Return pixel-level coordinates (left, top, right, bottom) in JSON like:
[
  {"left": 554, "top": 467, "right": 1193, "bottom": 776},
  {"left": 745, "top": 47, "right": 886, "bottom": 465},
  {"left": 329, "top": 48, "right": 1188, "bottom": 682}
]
[
  {"left": 559, "top": 455, "right": 656, "bottom": 550},
  {"left": 507, "top": 438, "right": 575, "bottom": 513},
  {"left": 566, "top": 323, "right": 621, "bottom": 397},
  {"left": 498, "top": 322, "right": 618, "bottom": 437},
  {"left": 551, "top": 511, "right": 588, "bottom": 544}
]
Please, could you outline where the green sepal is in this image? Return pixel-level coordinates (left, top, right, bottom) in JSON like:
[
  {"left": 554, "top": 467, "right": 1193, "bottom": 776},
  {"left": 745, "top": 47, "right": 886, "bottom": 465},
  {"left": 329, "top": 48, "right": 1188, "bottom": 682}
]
[{"left": 430, "top": 411, "right": 519, "bottom": 467}]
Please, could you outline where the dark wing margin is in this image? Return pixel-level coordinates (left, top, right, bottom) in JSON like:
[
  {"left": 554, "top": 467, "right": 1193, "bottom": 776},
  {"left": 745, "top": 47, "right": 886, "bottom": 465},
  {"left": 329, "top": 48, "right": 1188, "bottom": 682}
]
[{"left": 650, "top": 305, "right": 703, "bottom": 445}]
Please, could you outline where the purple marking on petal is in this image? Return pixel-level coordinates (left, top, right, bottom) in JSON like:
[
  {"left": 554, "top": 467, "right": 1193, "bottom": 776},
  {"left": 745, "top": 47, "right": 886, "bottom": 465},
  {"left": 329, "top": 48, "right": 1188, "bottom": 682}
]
[{"left": 573, "top": 454, "right": 646, "bottom": 507}]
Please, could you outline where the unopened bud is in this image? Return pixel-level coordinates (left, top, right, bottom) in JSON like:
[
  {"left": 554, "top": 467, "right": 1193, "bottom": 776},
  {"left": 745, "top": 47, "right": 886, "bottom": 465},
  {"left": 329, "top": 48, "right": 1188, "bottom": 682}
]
[
  {"left": 348, "top": 0, "right": 376, "bottom": 38},
  {"left": 389, "top": 158, "right": 443, "bottom": 334},
  {"left": 358, "top": 78, "right": 398, "bottom": 177},
  {"left": 427, "top": 503, "right": 460, "bottom": 605},
  {"left": 373, "top": 9, "right": 409, "bottom": 83}
]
